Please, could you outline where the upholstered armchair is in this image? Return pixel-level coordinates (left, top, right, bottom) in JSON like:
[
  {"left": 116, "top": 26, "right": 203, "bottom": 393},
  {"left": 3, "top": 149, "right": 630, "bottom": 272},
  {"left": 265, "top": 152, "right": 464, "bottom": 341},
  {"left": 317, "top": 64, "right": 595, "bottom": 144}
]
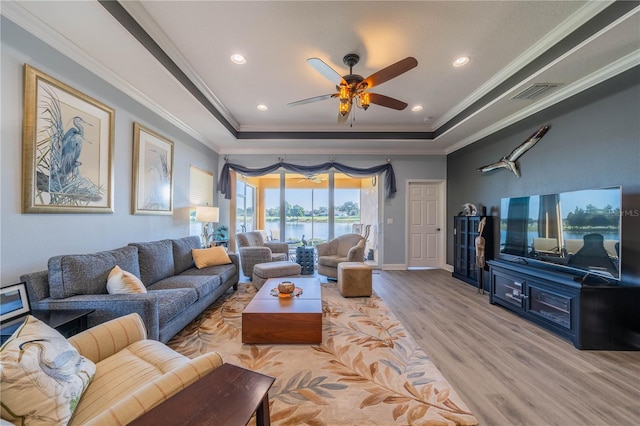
[
  {"left": 236, "top": 231, "right": 289, "bottom": 277},
  {"left": 316, "top": 233, "right": 366, "bottom": 279}
]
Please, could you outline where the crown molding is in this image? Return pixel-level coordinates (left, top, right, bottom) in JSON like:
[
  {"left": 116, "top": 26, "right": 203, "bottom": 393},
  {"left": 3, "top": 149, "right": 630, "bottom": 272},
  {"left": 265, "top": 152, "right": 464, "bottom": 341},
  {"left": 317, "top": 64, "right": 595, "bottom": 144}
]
[
  {"left": 444, "top": 51, "right": 640, "bottom": 155},
  {"left": 432, "top": 0, "right": 614, "bottom": 130},
  {"left": 118, "top": 1, "right": 240, "bottom": 131},
  {"left": 1, "top": 0, "right": 221, "bottom": 152}
]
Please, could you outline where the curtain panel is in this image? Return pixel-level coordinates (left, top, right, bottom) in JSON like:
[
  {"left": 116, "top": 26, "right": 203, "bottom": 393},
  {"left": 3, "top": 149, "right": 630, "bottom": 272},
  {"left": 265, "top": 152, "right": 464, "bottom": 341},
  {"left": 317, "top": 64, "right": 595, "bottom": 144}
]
[{"left": 219, "top": 161, "right": 396, "bottom": 200}]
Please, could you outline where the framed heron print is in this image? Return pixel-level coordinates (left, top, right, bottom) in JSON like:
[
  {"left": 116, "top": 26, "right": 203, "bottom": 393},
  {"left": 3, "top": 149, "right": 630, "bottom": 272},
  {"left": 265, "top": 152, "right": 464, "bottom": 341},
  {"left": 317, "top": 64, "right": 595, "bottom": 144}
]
[
  {"left": 132, "top": 122, "right": 174, "bottom": 215},
  {"left": 22, "top": 64, "right": 115, "bottom": 213}
]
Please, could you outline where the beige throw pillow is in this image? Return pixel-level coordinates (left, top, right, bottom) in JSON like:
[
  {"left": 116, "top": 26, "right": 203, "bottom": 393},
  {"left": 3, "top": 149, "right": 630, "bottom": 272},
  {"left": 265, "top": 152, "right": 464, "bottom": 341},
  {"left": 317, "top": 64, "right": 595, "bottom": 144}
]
[
  {"left": 192, "top": 246, "right": 232, "bottom": 269},
  {"left": 0, "top": 315, "right": 96, "bottom": 425},
  {"left": 107, "top": 265, "right": 147, "bottom": 294}
]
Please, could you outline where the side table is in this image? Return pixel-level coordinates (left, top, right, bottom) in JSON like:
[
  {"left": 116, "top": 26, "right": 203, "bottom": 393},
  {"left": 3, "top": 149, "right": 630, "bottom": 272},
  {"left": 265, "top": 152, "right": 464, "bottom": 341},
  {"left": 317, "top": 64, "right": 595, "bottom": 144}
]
[
  {"left": 296, "top": 246, "right": 315, "bottom": 275},
  {"left": 129, "top": 363, "right": 275, "bottom": 426},
  {"left": 213, "top": 239, "right": 229, "bottom": 248},
  {"left": 0, "top": 308, "right": 94, "bottom": 344}
]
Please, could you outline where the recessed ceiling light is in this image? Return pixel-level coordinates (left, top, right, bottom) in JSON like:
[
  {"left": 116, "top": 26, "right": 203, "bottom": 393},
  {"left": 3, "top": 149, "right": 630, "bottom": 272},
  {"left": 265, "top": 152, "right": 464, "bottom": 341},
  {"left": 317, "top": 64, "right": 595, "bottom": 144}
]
[
  {"left": 411, "top": 105, "right": 424, "bottom": 112},
  {"left": 257, "top": 104, "right": 268, "bottom": 111},
  {"left": 453, "top": 56, "right": 470, "bottom": 67},
  {"left": 230, "top": 53, "right": 246, "bottom": 64}
]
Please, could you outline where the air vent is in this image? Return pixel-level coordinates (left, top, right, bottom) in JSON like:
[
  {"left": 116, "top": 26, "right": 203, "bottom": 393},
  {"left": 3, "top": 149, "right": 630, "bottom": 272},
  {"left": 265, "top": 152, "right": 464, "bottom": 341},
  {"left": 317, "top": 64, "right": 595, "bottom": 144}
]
[{"left": 511, "top": 83, "right": 562, "bottom": 100}]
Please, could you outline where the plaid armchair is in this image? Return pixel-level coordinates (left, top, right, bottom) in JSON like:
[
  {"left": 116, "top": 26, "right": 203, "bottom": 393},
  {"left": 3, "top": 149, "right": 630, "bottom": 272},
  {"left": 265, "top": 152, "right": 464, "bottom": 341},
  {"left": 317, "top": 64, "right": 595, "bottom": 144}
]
[{"left": 236, "top": 231, "right": 289, "bottom": 277}]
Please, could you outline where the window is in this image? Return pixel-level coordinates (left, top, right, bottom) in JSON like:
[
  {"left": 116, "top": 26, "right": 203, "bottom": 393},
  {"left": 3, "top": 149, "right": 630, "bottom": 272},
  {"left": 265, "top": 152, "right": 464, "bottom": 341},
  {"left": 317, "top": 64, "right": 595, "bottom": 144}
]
[
  {"left": 253, "top": 172, "right": 365, "bottom": 245},
  {"left": 236, "top": 178, "right": 255, "bottom": 233},
  {"left": 284, "top": 173, "right": 329, "bottom": 245},
  {"left": 189, "top": 166, "right": 213, "bottom": 236}
]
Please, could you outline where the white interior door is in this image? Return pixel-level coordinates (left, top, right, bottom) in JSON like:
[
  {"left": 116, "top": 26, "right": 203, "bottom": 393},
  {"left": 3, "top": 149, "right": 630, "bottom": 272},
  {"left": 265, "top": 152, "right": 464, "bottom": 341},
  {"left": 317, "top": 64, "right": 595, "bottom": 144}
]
[{"left": 408, "top": 182, "right": 443, "bottom": 268}]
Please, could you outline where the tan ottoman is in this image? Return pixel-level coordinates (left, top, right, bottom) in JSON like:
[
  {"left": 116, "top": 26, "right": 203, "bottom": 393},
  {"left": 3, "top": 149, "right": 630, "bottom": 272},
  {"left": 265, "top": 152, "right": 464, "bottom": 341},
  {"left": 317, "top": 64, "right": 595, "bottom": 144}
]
[
  {"left": 252, "top": 261, "right": 301, "bottom": 289},
  {"left": 338, "top": 262, "right": 372, "bottom": 297}
]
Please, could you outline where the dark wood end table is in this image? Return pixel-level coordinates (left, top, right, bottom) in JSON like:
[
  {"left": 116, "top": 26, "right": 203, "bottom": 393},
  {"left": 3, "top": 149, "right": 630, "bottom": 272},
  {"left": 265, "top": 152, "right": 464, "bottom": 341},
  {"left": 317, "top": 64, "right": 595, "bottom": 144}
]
[
  {"left": 129, "top": 363, "right": 275, "bottom": 426},
  {"left": 0, "top": 308, "right": 94, "bottom": 344}
]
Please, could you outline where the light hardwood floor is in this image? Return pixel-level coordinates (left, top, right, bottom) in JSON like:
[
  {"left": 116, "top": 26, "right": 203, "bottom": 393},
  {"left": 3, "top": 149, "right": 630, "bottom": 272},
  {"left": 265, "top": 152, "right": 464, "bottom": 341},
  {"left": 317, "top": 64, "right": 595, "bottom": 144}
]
[{"left": 372, "top": 269, "right": 640, "bottom": 426}]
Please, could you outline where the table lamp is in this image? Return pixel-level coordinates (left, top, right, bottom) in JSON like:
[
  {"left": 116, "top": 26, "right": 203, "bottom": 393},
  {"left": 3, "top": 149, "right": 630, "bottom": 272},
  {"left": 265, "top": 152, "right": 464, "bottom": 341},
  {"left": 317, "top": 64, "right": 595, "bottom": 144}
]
[{"left": 195, "top": 206, "right": 219, "bottom": 247}]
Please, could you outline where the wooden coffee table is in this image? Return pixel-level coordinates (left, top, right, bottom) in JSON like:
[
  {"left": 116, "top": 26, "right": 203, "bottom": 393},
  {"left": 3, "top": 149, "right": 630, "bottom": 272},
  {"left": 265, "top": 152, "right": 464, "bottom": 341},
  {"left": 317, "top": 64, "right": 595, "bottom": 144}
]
[{"left": 242, "top": 277, "right": 322, "bottom": 344}]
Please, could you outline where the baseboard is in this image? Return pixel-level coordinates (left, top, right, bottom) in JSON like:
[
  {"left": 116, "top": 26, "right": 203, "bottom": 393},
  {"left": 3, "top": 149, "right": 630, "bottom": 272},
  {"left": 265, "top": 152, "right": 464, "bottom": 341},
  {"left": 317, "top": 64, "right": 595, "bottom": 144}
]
[
  {"left": 382, "top": 264, "right": 454, "bottom": 271},
  {"left": 382, "top": 264, "right": 408, "bottom": 270}
]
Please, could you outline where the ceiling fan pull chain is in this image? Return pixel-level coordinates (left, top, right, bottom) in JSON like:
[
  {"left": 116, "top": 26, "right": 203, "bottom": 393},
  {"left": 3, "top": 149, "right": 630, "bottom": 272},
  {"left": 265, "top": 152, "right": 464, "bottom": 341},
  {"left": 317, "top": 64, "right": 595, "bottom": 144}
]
[{"left": 351, "top": 105, "right": 356, "bottom": 128}]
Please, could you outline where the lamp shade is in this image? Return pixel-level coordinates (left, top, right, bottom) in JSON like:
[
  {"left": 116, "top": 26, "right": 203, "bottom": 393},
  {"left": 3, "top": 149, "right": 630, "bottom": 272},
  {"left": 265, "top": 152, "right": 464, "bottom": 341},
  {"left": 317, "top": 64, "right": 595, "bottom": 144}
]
[{"left": 195, "top": 206, "right": 219, "bottom": 223}]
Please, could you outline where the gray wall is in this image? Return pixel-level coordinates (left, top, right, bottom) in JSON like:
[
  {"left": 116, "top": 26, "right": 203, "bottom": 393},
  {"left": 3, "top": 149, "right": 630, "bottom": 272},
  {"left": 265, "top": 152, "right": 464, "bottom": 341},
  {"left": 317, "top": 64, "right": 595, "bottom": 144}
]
[
  {"left": 447, "top": 67, "right": 640, "bottom": 285},
  {"left": 1, "top": 17, "right": 219, "bottom": 283},
  {"left": 219, "top": 154, "right": 447, "bottom": 266}
]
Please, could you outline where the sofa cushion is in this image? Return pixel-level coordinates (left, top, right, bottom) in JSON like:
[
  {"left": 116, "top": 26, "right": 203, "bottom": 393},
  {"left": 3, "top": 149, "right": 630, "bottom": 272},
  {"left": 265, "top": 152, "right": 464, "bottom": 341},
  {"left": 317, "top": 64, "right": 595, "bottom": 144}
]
[
  {"left": 129, "top": 240, "right": 175, "bottom": 286},
  {"left": 318, "top": 255, "right": 347, "bottom": 269},
  {"left": 150, "top": 288, "right": 198, "bottom": 324},
  {"left": 172, "top": 236, "right": 201, "bottom": 274},
  {"left": 271, "top": 252, "right": 289, "bottom": 262},
  {"left": 48, "top": 246, "right": 140, "bottom": 299},
  {"left": 192, "top": 246, "right": 232, "bottom": 269},
  {"left": 0, "top": 316, "right": 96, "bottom": 425},
  {"left": 148, "top": 275, "right": 220, "bottom": 301},
  {"left": 107, "top": 265, "right": 147, "bottom": 294},
  {"left": 180, "top": 263, "right": 237, "bottom": 284},
  {"left": 70, "top": 339, "right": 188, "bottom": 425}
]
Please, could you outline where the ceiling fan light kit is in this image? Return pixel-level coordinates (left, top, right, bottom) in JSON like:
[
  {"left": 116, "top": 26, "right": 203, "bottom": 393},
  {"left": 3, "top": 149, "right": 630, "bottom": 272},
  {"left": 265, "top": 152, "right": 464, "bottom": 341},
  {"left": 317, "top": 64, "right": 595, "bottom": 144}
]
[{"left": 288, "top": 53, "right": 418, "bottom": 122}]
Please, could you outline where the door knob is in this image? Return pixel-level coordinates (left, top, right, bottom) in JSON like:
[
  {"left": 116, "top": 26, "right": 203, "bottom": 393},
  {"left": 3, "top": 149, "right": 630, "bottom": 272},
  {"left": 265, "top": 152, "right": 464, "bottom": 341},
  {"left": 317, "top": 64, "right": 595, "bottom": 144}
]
[{"left": 437, "top": 228, "right": 441, "bottom": 231}]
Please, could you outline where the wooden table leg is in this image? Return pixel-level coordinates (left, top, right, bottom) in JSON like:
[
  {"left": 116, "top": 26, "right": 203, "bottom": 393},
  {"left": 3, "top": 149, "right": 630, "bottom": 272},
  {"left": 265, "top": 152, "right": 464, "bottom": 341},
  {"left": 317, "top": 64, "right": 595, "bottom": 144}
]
[{"left": 255, "top": 393, "right": 271, "bottom": 426}]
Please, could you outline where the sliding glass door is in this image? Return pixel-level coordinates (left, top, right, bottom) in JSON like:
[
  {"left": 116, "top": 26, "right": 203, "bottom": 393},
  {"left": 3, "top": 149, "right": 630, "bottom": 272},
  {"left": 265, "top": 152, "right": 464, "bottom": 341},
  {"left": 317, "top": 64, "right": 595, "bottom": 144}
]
[
  {"left": 236, "top": 180, "right": 255, "bottom": 232},
  {"left": 334, "top": 173, "right": 362, "bottom": 237},
  {"left": 284, "top": 173, "right": 329, "bottom": 245},
  {"left": 238, "top": 171, "right": 379, "bottom": 265}
]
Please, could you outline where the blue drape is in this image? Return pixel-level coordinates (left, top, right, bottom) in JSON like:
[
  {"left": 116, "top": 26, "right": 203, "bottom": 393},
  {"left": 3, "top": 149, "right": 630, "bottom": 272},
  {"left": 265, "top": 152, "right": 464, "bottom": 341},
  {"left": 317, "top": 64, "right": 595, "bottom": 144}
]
[{"left": 219, "top": 161, "right": 396, "bottom": 200}]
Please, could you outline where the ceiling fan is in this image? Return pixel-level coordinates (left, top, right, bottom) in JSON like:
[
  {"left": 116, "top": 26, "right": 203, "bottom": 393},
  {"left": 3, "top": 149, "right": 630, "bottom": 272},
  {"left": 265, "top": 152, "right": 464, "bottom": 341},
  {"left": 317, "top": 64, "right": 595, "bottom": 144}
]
[
  {"left": 287, "top": 53, "right": 418, "bottom": 123},
  {"left": 298, "top": 175, "right": 323, "bottom": 183}
]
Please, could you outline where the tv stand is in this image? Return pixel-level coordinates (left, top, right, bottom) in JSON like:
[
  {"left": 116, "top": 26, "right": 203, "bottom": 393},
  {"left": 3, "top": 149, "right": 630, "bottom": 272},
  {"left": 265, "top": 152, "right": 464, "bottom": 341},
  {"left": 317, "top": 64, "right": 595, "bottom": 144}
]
[{"left": 488, "top": 259, "right": 640, "bottom": 350}]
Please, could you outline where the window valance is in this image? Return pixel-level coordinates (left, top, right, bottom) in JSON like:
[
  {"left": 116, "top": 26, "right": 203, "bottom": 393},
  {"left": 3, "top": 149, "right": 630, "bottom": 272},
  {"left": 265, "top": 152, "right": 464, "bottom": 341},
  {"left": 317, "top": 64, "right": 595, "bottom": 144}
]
[{"left": 219, "top": 161, "right": 396, "bottom": 200}]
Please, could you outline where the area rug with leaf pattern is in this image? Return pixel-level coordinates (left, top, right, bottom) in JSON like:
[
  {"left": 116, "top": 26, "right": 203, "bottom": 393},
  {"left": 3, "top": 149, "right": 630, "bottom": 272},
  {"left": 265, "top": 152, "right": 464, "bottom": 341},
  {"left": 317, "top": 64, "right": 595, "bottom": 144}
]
[{"left": 168, "top": 283, "right": 478, "bottom": 425}]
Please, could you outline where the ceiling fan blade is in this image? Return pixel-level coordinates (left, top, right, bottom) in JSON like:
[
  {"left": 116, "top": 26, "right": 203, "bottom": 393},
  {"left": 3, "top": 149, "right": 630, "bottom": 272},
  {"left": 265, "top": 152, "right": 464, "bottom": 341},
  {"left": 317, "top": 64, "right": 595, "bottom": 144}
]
[
  {"left": 360, "top": 57, "right": 418, "bottom": 90},
  {"left": 287, "top": 93, "right": 337, "bottom": 107},
  {"left": 368, "top": 93, "right": 408, "bottom": 110},
  {"left": 307, "top": 58, "right": 346, "bottom": 86}
]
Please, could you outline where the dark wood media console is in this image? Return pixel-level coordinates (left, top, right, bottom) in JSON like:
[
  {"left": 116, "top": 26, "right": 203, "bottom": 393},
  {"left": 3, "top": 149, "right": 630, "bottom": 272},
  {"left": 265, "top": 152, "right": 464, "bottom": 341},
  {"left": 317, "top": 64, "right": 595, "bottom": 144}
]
[{"left": 488, "top": 259, "right": 640, "bottom": 350}]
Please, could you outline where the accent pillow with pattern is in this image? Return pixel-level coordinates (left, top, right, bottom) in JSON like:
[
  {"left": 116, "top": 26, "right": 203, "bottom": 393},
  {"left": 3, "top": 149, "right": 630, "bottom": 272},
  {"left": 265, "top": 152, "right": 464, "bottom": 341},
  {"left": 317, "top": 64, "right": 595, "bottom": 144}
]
[{"left": 0, "top": 315, "right": 96, "bottom": 425}]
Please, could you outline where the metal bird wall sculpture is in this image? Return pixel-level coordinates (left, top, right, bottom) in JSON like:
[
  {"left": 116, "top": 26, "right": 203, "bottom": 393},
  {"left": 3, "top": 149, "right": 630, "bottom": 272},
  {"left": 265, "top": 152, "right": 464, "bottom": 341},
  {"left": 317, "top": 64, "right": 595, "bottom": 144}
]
[{"left": 477, "top": 125, "right": 550, "bottom": 177}]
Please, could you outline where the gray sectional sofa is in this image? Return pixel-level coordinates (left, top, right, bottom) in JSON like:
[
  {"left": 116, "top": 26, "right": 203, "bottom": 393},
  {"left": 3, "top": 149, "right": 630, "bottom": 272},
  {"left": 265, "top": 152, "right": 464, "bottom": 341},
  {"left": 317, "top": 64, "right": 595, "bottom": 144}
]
[{"left": 21, "top": 236, "right": 239, "bottom": 343}]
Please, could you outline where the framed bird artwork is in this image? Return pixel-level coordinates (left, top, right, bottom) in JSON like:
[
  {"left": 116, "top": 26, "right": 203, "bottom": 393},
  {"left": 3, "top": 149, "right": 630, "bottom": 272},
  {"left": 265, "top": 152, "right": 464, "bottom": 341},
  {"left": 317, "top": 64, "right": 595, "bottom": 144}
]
[
  {"left": 22, "top": 64, "right": 115, "bottom": 213},
  {"left": 132, "top": 123, "right": 174, "bottom": 215},
  {"left": 477, "top": 125, "right": 550, "bottom": 177}
]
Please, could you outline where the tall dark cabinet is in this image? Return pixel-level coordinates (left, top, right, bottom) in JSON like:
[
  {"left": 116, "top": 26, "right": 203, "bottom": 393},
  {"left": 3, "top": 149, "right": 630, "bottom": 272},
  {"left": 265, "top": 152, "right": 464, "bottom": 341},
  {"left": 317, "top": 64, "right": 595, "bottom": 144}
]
[{"left": 452, "top": 216, "right": 493, "bottom": 287}]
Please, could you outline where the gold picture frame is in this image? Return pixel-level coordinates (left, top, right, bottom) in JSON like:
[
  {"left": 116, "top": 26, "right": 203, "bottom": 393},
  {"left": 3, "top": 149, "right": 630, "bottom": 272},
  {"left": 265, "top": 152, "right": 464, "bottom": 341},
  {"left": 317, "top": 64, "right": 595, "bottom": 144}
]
[
  {"left": 132, "top": 122, "right": 174, "bottom": 215},
  {"left": 22, "top": 64, "right": 115, "bottom": 213}
]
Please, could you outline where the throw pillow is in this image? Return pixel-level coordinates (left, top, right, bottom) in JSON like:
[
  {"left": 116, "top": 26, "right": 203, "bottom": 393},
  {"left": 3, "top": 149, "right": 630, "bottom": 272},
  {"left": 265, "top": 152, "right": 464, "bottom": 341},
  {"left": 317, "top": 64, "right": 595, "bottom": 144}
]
[
  {"left": 107, "top": 265, "right": 147, "bottom": 294},
  {"left": 0, "top": 315, "right": 96, "bottom": 425},
  {"left": 192, "top": 246, "right": 232, "bottom": 269}
]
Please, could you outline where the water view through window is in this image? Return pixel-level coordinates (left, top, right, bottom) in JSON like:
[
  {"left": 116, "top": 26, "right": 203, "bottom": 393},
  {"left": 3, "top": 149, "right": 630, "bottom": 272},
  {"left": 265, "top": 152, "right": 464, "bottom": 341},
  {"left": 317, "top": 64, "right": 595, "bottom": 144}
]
[{"left": 262, "top": 173, "right": 362, "bottom": 245}]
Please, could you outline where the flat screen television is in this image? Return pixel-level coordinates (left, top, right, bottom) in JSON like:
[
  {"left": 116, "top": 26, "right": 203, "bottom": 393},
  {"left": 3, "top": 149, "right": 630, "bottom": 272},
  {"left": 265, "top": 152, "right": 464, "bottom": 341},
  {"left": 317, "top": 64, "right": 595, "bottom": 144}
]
[{"left": 499, "top": 186, "right": 621, "bottom": 281}]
